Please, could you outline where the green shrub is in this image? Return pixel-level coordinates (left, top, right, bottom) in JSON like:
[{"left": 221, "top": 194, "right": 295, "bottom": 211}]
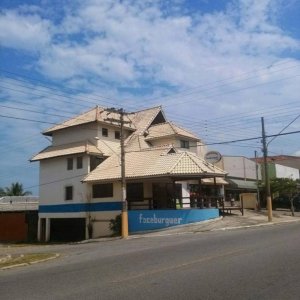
[{"left": 109, "top": 214, "right": 122, "bottom": 236}]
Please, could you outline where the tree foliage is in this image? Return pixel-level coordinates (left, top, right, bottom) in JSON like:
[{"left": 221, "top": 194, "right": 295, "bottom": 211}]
[
  {"left": 1, "top": 182, "right": 32, "bottom": 196},
  {"left": 270, "top": 178, "right": 299, "bottom": 198}
]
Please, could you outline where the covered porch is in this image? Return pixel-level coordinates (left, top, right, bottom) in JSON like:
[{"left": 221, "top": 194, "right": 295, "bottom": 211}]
[
  {"left": 84, "top": 149, "right": 228, "bottom": 234},
  {"left": 126, "top": 176, "right": 227, "bottom": 211}
]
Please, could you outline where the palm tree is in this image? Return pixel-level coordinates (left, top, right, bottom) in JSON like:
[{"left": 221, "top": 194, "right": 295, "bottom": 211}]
[{"left": 4, "top": 182, "right": 32, "bottom": 196}]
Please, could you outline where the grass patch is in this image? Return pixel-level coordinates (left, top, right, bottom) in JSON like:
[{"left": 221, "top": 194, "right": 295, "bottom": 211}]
[{"left": 0, "top": 253, "right": 59, "bottom": 269}]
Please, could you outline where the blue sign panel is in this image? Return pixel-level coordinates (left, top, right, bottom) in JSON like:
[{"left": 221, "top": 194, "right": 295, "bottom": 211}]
[{"left": 128, "top": 209, "right": 219, "bottom": 233}]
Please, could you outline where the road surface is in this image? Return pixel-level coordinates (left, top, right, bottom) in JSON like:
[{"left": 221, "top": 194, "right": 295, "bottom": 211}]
[{"left": 1, "top": 222, "right": 300, "bottom": 299}]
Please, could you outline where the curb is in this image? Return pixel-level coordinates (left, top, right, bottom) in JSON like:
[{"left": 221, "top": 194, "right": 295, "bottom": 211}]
[
  {"left": 211, "top": 218, "right": 300, "bottom": 232},
  {"left": 0, "top": 253, "right": 60, "bottom": 270}
]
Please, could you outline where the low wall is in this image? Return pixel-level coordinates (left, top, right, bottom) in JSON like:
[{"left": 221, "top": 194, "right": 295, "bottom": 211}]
[{"left": 128, "top": 209, "right": 219, "bottom": 233}]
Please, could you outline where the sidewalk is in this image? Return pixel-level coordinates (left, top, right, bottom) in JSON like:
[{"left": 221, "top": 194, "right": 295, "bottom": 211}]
[
  {"left": 1, "top": 209, "right": 300, "bottom": 267},
  {"left": 137, "top": 208, "right": 300, "bottom": 237}
]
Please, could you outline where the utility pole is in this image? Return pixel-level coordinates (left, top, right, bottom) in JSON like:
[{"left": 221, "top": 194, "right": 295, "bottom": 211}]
[
  {"left": 261, "top": 117, "right": 272, "bottom": 222},
  {"left": 254, "top": 150, "right": 261, "bottom": 211},
  {"left": 105, "top": 108, "right": 130, "bottom": 238}
]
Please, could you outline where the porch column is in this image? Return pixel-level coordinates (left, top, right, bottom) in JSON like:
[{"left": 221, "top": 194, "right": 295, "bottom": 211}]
[
  {"left": 37, "top": 217, "right": 41, "bottom": 241},
  {"left": 198, "top": 179, "right": 203, "bottom": 208},
  {"left": 45, "top": 218, "right": 51, "bottom": 242}
]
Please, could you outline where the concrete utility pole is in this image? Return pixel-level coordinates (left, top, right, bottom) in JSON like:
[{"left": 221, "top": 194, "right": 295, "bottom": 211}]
[
  {"left": 105, "top": 108, "right": 130, "bottom": 238},
  {"left": 261, "top": 117, "right": 272, "bottom": 222},
  {"left": 254, "top": 150, "right": 261, "bottom": 211}
]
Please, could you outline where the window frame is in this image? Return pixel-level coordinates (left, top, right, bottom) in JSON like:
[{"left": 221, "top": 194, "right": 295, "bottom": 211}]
[
  {"left": 102, "top": 128, "right": 108, "bottom": 137},
  {"left": 67, "top": 157, "right": 73, "bottom": 170},
  {"left": 180, "top": 140, "right": 190, "bottom": 149},
  {"left": 115, "top": 130, "right": 120, "bottom": 140},
  {"left": 92, "top": 183, "right": 113, "bottom": 198},
  {"left": 127, "top": 182, "right": 144, "bottom": 202},
  {"left": 76, "top": 156, "right": 83, "bottom": 169},
  {"left": 65, "top": 185, "right": 73, "bottom": 201}
]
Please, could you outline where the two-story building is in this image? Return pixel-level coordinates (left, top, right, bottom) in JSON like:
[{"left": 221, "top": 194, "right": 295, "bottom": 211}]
[{"left": 31, "top": 106, "right": 227, "bottom": 241}]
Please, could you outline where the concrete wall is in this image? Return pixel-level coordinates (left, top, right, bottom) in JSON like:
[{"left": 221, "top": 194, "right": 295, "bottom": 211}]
[
  {"left": 39, "top": 155, "right": 89, "bottom": 206},
  {"left": 275, "top": 164, "right": 300, "bottom": 180},
  {"left": 52, "top": 123, "right": 98, "bottom": 146},
  {"left": 149, "top": 137, "right": 198, "bottom": 154},
  {"left": 216, "top": 156, "right": 260, "bottom": 180},
  {"left": 52, "top": 123, "right": 130, "bottom": 147}
]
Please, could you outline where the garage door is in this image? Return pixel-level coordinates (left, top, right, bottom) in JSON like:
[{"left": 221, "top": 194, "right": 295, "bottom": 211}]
[{"left": 50, "top": 218, "right": 86, "bottom": 242}]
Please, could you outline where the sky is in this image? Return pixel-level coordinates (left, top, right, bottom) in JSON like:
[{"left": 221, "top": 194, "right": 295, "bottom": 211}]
[{"left": 0, "top": 0, "right": 300, "bottom": 195}]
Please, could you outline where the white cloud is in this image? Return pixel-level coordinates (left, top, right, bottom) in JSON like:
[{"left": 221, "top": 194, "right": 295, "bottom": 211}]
[
  {"left": 0, "top": 9, "right": 51, "bottom": 51},
  {"left": 1, "top": 0, "right": 300, "bottom": 174}
]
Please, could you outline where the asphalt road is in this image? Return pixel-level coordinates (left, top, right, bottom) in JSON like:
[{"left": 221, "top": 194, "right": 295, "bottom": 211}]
[{"left": 1, "top": 223, "right": 300, "bottom": 300}]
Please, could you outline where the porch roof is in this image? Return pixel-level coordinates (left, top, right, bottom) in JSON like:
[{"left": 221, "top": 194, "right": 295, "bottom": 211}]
[
  {"left": 83, "top": 148, "right": 227, "bottom": 182},
  {"left": 227, "top": 178, "right": 257, "bottom": 190},
  {"left": 30, "top": 141, "right": 102, "bottom": 161}
]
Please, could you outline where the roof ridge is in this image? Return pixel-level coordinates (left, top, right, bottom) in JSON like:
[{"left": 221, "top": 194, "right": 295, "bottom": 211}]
[
  {"left": 132, "top": 105, "right": 162, "bottom": 114},
  {"left": 187, "top": 152, "right": 226, "bottom": 174},
  {"left": 168, "top": 152, "right": 186, "bottom": 173}
]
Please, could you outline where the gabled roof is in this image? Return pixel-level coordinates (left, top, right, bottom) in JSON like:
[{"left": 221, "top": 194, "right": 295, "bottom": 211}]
[
  {"left": 43, "top": 106, "right": 135, "bottom": 136},
  {"left": 145, "top": 122, "right": 199, "bottom": 141},
  {"left": 83, "top": 147, "right": 226, "bottom": 182},
  {"left": 30, "top": 141, "right": 102, "bottom": 161},
  {"left": 129, "top": 106, "right": 165, "bottom": 135}
]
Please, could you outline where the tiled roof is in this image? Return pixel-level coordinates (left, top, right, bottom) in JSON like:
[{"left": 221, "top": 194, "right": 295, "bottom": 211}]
[
  {"left": 30, "top": 141, "right": 102, "bottom": 161},
  {"left": 96, "top": 139, "right": 120, "bottom": 156},
  {"left": 129, "top": 106, "right": 163, "bottom": 135},
  {"left": 124, "top": 134, "right": 151, "bottom": 152},
  {"left": 145, "top": 122, "right": 199, "bottom": 141},
  {"left": 43, "top": 106, "right": 135, "bottom": 136},
  {"left": 83, "top": 147, "right": 226, "bottom": 182}
]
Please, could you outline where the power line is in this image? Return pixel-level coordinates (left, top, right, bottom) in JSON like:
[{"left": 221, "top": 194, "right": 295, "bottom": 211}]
[
  {"left": 0, "top": 114, "right": 58, "bottom": 125},
  {"left": 140, "top": 60, "right": 300, "bottom": 105},
  {"left": 205, "top": 130, "right": 300, "bottom": 146}
]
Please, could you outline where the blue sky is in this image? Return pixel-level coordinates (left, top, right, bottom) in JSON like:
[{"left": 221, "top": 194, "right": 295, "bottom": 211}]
[{"left": 1, "top": 0, "right": 300, "bottom": 194}]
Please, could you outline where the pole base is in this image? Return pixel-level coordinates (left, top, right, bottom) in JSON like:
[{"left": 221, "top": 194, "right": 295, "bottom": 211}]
[{"left": 121, "top": 211, "right": 129, "bottom": 238}]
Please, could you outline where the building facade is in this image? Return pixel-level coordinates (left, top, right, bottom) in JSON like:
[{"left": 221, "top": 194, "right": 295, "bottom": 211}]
[{"left": 31, "top": 106, "right": 226, "bottom": 241}]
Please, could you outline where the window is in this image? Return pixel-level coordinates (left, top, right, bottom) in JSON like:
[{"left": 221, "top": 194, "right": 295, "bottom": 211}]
[
  {"left": 92, "top": 183, "right": 113, "bottom": 198},
  {"left": 115, "top": 131, "right": 120, "bottom": 140},
  {"left": 180, "top": 140, "right": 190, "bottom": 149},
  {"left": 67, "top": 158, "right": 73, "bottom": 170},
  {"left": 65, "top": 186, "right": 73, "bottom": 200},
  {"left": 127, "top": 182, "right": 144, "bottom": 202},
  {"left": 77, "top": 156, "right": 83, "bottom": 169},
  {"left": 102, "top": 128, "right": 108, "bottom": 137}
]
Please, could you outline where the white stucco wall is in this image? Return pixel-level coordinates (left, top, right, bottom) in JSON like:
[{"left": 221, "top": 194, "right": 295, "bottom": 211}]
[
  {"left": 150, "top": 137, "right": 198, "bottom": 154},
  {"left": 217, "top": 156, "right": 260, "bottom": 180},
  {"left": 39, "top": 155, "right": 89, "bottom": 205},
  {"left": 275, "top": 164, "right": 300, "bottom": 180},
  {"left": 52, "top": 124, "right": 98, "bottom": 146},
  {"left": 52, "top": 123, "right": 131, "bottom": 147}
]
